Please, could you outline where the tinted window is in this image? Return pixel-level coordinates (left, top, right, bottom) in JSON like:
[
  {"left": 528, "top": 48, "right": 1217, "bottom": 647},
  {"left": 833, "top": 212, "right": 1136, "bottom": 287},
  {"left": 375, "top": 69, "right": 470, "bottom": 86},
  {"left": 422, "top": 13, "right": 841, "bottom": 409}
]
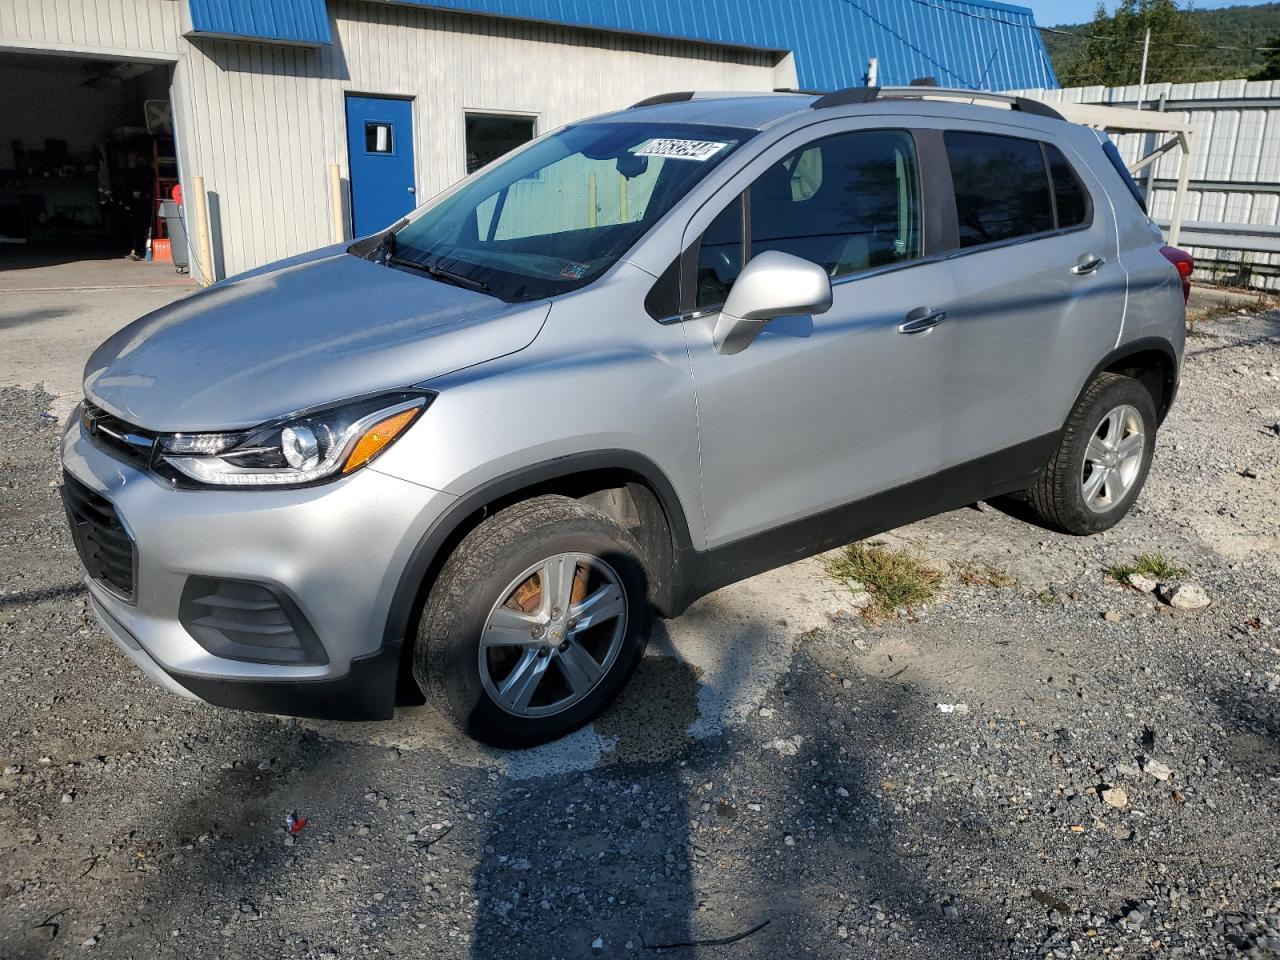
[
  {"left": 750, "top": 129, "right": 922, "bottom": 277},
  {"left": 1047, "top": 144, "right": 1088, "bottom": 228},
  {"left": 696, "top": 194, "right": 743, "bottom": 308},
  {"left": 945, "top": 131, "right": 1053, "bottom": 247},
  {"left": 1102, "top": 139, "right": 1148, "bottom": 213}
]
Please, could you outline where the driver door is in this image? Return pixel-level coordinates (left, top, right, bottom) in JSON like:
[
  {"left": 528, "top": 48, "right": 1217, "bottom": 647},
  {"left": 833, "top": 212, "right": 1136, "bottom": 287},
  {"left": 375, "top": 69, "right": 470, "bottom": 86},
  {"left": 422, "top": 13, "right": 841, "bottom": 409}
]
[{"left": 682, "top": 123, "right": 958, "bottom": 550}]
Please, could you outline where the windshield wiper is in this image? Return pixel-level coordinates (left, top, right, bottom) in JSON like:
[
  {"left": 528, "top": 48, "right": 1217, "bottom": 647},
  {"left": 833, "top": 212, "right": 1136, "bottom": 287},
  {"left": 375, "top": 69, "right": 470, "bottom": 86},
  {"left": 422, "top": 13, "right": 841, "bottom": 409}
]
[{"left": 386, "top": 254, "right": 490, "bottom": 294}]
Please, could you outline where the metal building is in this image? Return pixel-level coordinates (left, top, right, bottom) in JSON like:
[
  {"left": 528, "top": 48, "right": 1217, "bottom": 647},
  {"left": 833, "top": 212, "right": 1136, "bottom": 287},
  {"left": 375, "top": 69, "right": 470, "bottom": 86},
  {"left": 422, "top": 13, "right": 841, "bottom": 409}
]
[{"left": 0, "top": 0, "right": 1056, "bottom": 282}]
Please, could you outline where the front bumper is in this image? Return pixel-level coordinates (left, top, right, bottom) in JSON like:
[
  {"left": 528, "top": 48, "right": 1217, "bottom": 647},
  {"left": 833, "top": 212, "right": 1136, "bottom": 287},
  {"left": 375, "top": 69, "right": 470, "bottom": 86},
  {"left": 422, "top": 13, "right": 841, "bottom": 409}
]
[{"left": 61, "top": 416, "right": 456, "bottom": 720}]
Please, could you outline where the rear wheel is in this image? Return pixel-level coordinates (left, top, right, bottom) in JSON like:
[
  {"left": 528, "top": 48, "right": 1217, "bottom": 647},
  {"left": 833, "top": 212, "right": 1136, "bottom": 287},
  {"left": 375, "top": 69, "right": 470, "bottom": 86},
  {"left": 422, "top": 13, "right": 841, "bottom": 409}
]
[
  {"left": 413, "top": 495, "right": 650, "bottom": 746},
  {"left": 1027, "top": 372, "right": 1157, "bottom": 535}
]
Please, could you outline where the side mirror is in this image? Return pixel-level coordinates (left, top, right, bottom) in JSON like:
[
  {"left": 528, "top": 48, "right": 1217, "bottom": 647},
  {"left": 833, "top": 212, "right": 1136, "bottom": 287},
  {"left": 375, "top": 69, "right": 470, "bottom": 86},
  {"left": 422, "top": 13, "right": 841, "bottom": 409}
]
[{"left": 712, "top": 251, "right": 833, "bottom": 355}]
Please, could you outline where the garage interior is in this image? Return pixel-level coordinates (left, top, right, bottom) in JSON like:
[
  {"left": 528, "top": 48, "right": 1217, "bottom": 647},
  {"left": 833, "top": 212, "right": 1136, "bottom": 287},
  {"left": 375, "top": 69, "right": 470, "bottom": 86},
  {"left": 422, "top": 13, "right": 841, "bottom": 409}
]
[{"left": 0, "top": 52, "right": 190, "bottom": 286}]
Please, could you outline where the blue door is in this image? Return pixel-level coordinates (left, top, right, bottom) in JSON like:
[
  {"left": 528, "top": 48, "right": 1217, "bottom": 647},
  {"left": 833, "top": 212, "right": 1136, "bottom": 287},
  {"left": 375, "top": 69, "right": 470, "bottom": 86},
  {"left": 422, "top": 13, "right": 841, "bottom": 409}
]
[{"left": 345, "top": 95, "right": 416, "bottom": 237}]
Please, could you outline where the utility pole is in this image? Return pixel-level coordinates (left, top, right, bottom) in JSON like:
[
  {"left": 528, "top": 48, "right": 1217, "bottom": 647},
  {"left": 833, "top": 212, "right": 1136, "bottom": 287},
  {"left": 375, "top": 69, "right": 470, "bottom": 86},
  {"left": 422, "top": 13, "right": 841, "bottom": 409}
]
[
  {"left": 864, "top": 57, "right": 878, "bottom": 87},
  {"left": 1137, "top": 26, "right": 1151, "bottom": 111}
]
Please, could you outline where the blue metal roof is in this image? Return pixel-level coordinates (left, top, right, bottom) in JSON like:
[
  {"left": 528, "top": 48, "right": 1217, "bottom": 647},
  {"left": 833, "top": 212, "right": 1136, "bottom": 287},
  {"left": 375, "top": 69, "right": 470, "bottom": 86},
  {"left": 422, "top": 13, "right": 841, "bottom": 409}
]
[
  {"left": 184, "top": 0, "right": 1057, "bottom": 90},
  {"left": 186, "top": 0, "right": 332, "bottom": 45}
]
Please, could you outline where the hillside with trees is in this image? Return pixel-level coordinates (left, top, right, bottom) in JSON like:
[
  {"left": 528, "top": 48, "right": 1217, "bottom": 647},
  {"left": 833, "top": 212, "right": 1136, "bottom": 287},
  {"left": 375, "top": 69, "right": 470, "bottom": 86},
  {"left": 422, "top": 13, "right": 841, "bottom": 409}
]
[{"left": 1042, "top": 0, "right": 1280, "bottom": 86}]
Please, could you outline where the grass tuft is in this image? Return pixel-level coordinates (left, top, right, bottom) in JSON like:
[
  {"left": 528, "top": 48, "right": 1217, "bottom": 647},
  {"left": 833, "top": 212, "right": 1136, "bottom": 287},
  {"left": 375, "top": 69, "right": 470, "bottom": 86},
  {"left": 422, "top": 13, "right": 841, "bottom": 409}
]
[
  {"left": 1105, "top": 551, "right": 1189, "bottom": 583},
  {"left": 824, "top": 541, "right": 941, "bottom": 621}
]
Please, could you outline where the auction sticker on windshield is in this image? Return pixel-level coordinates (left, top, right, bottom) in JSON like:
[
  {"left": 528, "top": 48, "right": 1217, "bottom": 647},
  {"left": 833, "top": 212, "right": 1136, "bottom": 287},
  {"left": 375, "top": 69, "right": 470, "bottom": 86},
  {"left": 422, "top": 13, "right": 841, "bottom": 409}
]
[{"left": 634, "top": 139, "right": 729, "bottom": 162}]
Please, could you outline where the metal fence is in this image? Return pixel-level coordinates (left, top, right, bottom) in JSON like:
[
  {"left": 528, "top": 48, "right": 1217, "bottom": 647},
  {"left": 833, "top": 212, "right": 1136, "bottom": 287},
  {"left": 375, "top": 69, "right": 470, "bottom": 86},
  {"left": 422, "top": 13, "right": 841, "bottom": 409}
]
[{"left": 1011, "top": 79, "right": 1280, "bottom": 291}]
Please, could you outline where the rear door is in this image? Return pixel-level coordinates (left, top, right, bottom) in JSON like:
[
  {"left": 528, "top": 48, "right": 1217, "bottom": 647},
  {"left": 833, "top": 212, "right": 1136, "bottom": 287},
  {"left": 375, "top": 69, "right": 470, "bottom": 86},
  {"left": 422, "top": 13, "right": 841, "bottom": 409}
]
[
  {"left": 935, "top": 125, "right": 1124, "bottom": 465},
  {"left": 345, "top": 95, "right": 417, "bottom": 236}
]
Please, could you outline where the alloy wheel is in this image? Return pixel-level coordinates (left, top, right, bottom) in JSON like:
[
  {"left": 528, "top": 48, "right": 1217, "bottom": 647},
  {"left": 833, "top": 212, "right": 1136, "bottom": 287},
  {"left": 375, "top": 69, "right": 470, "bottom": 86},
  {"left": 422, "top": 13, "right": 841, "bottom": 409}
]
[
  {"left": 478, "top": 552, "right": 628, "bottom": 718},
  {"left": 1081, "top": 403, "right": 1145, "bottom": 513}
]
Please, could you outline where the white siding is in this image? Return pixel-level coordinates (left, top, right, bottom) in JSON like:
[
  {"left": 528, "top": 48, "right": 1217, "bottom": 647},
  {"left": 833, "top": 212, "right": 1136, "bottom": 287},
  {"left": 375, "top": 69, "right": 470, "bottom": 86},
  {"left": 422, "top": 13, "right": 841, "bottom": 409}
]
[
  {"left": 177, "top": 0, "right": 779, "bottom": 276},
  {"left": 0, "top": 0, "right": 181, "bottom": 59}
]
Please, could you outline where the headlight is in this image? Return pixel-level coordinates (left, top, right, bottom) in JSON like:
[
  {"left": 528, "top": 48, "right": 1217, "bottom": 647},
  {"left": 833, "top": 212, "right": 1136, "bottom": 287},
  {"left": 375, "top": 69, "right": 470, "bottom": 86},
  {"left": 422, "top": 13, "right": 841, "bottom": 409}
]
[{"left": 154, "top": 391, "right": 432, "bottom": 488}]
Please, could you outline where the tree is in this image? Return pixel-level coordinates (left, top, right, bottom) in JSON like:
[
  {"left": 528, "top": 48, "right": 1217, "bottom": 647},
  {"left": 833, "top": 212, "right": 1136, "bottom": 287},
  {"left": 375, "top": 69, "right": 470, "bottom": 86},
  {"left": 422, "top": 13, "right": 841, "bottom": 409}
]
[
  {"left": 1254, "top": 35, "right": 1280, "bottom": 80},
  {"left": 1059, "top": 0, "right": 1212, "bottom": 88}
]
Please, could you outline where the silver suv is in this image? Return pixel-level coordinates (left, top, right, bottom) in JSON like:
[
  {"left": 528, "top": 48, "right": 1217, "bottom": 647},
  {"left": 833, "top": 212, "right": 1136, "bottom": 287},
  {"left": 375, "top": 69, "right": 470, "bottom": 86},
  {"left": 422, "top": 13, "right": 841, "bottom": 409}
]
[{"left": 62, "top": 87, "right": 1190, "bottom": 745}]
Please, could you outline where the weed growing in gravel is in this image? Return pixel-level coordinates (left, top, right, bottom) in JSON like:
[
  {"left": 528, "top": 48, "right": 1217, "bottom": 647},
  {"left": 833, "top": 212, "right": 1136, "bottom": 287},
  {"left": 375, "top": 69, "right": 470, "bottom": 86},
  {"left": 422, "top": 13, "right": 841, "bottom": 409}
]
[
  {"left": 1105, "top": 552, "right": 1189, "bottom": 583},
  {"left": 825, "top": 541, "right": 941, "bottom": 620},
  {"left": 955, "top": 561, "right": 1017, "bottom": 589}
]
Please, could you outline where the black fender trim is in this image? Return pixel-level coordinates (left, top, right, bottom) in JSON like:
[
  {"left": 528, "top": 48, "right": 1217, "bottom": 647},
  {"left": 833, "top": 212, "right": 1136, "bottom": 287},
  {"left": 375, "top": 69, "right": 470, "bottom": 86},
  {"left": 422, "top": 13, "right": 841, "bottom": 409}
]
[
  {"left": 1077, "top": 336, "right": 1181, "bottom": 423},
  {"left": 382, "top": 450, "right": 697, "bottom": 651}
]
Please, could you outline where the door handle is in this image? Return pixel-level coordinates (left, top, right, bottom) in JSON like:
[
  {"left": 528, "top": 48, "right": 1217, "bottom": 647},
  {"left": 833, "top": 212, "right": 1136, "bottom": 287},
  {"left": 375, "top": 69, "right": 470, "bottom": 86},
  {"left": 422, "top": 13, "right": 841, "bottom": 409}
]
[
  {"left": 897, "top": 307, "right": 947, "bottom": 335},
  {"left": 1072, "top": 255, "right": 1105, "bottom": 275}
]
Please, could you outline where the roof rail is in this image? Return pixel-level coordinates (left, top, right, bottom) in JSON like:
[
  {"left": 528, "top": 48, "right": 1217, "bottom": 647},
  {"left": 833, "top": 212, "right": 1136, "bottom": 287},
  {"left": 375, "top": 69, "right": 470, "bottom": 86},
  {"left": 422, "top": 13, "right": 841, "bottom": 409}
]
[
  {"left": 630, "top": 91, "right": 695, "bottom": 108},
  {"left": 811, "top": 85, "right": 1065, "bottom": 121}
]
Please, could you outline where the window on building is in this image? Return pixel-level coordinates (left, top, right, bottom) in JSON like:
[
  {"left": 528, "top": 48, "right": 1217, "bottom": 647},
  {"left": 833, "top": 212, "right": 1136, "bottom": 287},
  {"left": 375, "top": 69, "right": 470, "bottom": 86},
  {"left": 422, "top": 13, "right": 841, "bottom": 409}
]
[
  {"left": 1046, "top": 143, "right": 1089, "bottom": 228},
  {"left": 945, "top": 131, "right": 1054, "bottom": 247},
  {"left": 465, "top": 113, "right": 536, "bottom": 174},
  {"left": 365, "top": 122, "right": 394, "bottom": 154}
]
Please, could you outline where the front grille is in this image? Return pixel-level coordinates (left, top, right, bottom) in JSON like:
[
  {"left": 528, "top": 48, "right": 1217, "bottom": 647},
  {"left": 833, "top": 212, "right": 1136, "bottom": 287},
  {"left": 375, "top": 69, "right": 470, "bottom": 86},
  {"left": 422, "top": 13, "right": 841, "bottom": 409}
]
[
  {"left": 80, "top": 401, "right": 156, "bottom": 469},
  {"left": 61, "top": 472, "right": 136, "bottom": 602},
  {"left": 179, "top": 577, "right": 328, "bottom": 665}
]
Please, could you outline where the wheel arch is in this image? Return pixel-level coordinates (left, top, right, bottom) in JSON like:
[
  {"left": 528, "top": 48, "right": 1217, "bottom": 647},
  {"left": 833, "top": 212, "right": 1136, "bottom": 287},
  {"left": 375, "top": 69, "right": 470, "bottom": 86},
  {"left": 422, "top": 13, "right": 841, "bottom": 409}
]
[
  {"left": 1076, "top": 337, "right": 1180, "bottom": 425},
  {"left": 383, "top": 451, "right": 695, "bottom": 702}
]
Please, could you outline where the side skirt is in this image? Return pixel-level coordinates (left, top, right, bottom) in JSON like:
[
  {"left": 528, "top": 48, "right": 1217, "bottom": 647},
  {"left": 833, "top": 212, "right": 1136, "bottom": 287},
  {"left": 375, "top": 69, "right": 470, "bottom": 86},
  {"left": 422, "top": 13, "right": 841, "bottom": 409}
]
[{"left": 673, "top": 432, "right": 1058, "bottom": 612}]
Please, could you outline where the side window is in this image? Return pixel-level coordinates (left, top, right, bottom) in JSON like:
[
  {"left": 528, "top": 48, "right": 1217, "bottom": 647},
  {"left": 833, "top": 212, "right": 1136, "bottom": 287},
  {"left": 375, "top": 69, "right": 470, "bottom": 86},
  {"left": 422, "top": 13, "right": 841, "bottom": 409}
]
[
  {"left": 1046, "top": 144, "right": 1089, "bottom": 228},
  {"left": 691, "top": 129, "right": 922, "bottom": 310},
  {"left": 750, "top": 129, "right": 922, "bottom": 278},
  {"left": 945, "top": 131, "right": 1053, "bottom": 247},
  {"left": 695, "top": 194, "right": 743, "bottom": 309}
]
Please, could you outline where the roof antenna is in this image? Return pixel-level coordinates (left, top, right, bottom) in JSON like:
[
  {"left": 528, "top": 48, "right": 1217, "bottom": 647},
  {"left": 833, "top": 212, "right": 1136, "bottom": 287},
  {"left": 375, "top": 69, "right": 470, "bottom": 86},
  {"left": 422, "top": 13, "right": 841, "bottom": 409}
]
[{"left": 909, "top": 76, "right": 937, "bottom": 87}]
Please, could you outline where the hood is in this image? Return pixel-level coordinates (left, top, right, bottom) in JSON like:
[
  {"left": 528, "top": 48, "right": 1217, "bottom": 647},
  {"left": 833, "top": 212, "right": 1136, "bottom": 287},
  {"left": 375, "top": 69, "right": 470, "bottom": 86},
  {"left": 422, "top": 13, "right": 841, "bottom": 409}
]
[{"left": 83, "top": 249, "right": 549, "bottom": 431}]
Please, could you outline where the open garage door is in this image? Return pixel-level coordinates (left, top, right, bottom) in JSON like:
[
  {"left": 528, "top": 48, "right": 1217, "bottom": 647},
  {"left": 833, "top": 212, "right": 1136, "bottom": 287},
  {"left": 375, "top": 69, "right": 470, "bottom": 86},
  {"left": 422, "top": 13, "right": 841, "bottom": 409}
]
[{"left": 0, "top": 52, "right": 193, "bottom": 291}]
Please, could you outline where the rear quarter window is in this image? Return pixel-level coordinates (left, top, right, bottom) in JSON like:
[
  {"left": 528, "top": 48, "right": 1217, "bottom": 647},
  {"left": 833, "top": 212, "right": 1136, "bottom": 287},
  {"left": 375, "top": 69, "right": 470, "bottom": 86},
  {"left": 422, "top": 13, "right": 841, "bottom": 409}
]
[
  {"left": 1101, "top": 139, "right": 1149, "bottom": 214},
  {"left": 1046, "top": 143, "right": 1090, "bottom": 228}
]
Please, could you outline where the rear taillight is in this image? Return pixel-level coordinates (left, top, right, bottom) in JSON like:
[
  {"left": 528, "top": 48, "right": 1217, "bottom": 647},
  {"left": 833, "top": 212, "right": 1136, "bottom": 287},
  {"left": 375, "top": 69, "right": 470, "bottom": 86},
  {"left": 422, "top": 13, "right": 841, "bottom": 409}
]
[{"left": 1160, "top": 245, "right": 1193, "bottom": 303}]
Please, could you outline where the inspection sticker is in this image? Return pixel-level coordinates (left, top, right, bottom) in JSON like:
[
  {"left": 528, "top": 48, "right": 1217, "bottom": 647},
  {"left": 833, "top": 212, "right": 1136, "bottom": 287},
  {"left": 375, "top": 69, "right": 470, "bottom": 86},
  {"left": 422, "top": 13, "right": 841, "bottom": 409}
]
[{"left": 633, "top": 138, "right": 729, "bottom": 162}]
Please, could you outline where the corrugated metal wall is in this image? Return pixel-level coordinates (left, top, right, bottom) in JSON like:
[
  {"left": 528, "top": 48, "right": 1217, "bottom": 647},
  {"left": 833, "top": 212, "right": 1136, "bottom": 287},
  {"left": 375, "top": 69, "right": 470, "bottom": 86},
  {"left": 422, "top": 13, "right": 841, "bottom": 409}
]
[
  {"left": 1012, "top": 79, "right": 1280, "bottom": 290},
  {"left": 187, "top": 0, "right": 331, "bottom": 45},
  {"left": 352, "top": 0, "right": 1059, "bottom": 92}
]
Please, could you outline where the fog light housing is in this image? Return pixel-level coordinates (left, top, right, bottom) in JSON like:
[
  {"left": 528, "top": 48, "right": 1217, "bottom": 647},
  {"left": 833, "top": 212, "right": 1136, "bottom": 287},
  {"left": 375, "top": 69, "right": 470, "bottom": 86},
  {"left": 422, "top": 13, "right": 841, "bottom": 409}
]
[{"left": 179, "top": 577, "right": 328, "bottom": 665}]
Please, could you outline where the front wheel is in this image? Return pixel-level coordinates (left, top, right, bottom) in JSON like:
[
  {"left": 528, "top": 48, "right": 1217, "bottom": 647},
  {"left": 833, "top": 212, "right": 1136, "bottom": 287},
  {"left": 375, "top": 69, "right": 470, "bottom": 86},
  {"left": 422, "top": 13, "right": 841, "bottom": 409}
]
[
  {"left": 413, "top": 495, "right": 650, "bottom": 746},
  {"left": 1027, "top": 372, "right": 1157, "bottom": 535}
]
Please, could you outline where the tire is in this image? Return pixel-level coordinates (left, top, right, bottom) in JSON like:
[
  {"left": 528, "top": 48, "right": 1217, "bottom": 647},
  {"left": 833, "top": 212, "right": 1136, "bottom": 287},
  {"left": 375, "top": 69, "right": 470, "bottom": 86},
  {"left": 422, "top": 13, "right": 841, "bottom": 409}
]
[
  {"left": 1027, "top": 372, "right": 1158, "bottom": 535},
  {"left": 413, "top": 495, "right": 651, "bottom": 747}
]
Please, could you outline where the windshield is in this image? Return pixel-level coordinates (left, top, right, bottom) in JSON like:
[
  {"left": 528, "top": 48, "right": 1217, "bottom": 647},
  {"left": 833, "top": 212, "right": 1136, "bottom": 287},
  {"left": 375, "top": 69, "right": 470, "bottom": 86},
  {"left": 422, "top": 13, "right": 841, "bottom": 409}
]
[{"left": 387, "top": 121, "right": 752, "bottom": 302}]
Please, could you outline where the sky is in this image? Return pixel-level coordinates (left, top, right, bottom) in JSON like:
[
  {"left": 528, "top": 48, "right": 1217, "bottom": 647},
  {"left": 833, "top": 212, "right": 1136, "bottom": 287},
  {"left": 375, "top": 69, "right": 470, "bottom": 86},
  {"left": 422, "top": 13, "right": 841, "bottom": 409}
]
[{"left": 1022, "top": 0, "right": 1276, "bottom": 28}]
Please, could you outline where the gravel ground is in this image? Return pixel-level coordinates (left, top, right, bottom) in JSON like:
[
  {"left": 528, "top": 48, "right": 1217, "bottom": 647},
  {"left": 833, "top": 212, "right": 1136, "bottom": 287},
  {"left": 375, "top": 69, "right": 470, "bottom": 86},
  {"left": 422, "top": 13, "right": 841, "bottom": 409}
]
[{"left": 2, "top": 308, "right": 1279, "bottom": 959}]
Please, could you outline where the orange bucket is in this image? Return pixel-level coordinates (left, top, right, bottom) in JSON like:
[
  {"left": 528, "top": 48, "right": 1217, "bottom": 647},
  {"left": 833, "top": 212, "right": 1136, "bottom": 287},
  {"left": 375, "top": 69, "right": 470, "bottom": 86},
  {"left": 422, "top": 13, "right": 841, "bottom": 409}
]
[{"left": 152, "top": 238, "right": 172, "bottom": 263}]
